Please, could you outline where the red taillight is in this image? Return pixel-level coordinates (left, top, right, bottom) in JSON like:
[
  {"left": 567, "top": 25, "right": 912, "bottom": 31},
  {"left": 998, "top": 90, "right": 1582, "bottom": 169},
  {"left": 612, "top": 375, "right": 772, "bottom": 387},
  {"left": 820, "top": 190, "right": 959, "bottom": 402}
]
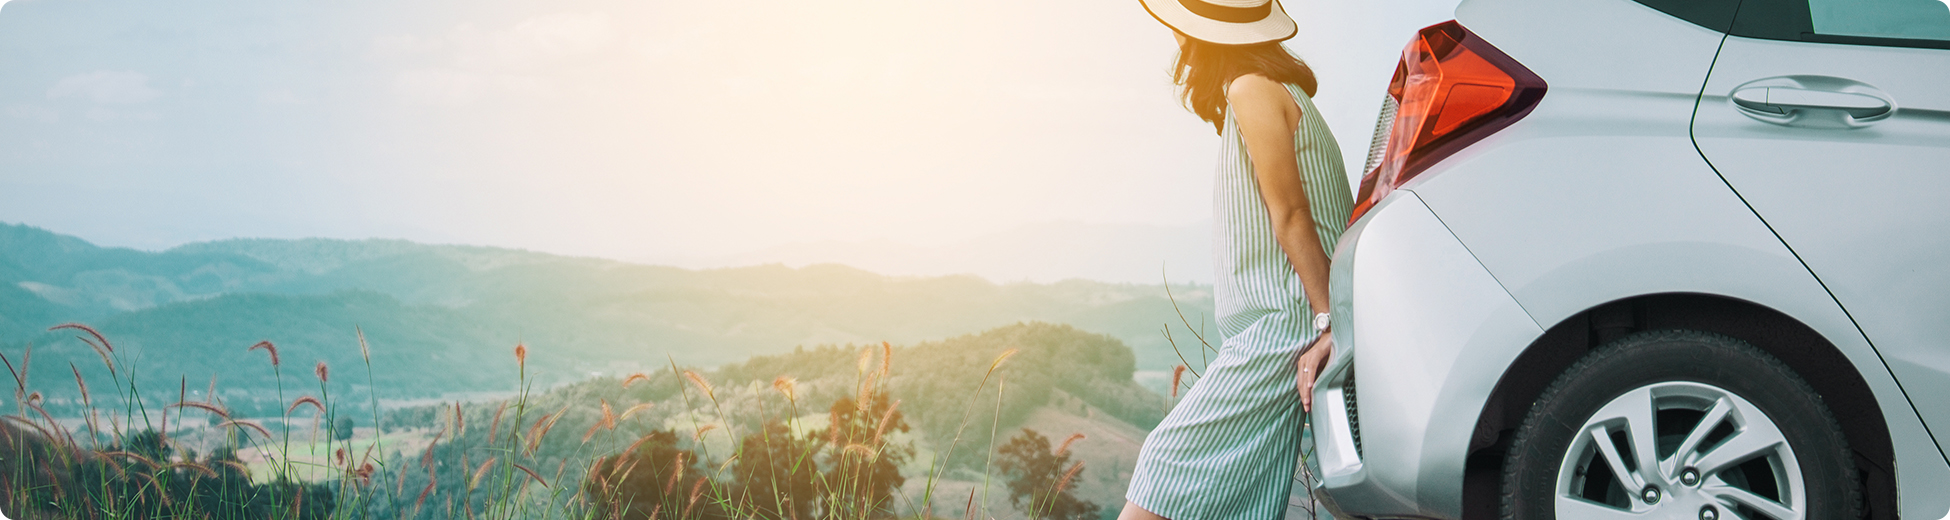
[{"left": 1348, "top": 21, "right": 1546, "bottom": 224}]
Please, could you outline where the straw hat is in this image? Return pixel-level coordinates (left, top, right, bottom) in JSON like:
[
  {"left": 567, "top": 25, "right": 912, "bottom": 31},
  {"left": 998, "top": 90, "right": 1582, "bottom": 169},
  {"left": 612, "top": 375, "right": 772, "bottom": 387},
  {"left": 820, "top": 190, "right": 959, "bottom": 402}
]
[{"left": 1141, "top": 0, "right": 1296, "bottom": 46}]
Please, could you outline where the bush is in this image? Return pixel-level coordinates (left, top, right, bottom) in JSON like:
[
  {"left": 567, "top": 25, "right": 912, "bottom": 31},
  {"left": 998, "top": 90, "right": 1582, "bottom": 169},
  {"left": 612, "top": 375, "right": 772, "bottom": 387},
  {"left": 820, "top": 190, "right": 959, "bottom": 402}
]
[
  {"left": 333, "top": 416, "right": 355, "bottom": 441},
  {"left": 997, "top": 428, "right": 1100, "bottom": 520}
]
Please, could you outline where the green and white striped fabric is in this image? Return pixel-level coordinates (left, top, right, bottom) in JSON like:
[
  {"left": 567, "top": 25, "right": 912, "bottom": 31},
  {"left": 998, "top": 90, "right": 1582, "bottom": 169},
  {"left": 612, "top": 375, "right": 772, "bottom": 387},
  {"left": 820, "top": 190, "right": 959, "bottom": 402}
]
[{"left": 1127, "top": 83, "right": 1354, "bottom": 520}]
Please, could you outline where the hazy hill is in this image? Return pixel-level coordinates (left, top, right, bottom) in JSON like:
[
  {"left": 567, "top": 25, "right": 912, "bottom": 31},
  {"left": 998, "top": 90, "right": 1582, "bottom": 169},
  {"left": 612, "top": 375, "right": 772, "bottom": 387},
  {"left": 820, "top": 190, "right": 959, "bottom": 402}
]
[
  {"left": 359, "top": 322, "right": 1162, "bottom": 519},
  {"left": 673, "top": 220, "right": 1214, "bottom": 285},
  {"left": 0, "top": 222, "right": 1214, "bottom": 408}
]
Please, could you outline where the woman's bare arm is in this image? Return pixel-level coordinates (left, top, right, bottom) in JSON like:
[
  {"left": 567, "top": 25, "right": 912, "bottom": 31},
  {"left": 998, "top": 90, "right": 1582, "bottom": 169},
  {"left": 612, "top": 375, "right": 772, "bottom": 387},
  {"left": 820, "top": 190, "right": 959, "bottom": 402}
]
[
  {"left": 1230, "top": 74, "right": 1337, "bottom": 411},
  {"left": 1229, "top": 74, "right": 1330, "bottom": 316}
]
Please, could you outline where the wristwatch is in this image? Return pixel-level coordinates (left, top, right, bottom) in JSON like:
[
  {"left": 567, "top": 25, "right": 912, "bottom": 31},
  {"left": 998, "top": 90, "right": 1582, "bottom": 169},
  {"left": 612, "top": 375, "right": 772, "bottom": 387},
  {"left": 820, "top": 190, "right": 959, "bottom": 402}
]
[{"left": 1312, "top": 312, "right": 1331, "bottom": 333}]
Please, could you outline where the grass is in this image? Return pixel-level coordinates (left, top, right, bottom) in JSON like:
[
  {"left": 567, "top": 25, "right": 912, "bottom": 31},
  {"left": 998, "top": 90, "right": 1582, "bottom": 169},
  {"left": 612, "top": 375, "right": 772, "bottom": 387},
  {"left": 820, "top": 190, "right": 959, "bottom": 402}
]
[{"left": 0, "top": 323, "right": 1107, "bottom": 520}]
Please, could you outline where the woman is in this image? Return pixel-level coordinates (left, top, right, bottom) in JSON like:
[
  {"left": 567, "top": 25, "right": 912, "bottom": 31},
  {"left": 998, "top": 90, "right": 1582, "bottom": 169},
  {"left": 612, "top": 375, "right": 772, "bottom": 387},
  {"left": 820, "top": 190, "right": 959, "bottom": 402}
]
[{"left": 1122, "top": 0, "right": 1353, "bottom": 518}]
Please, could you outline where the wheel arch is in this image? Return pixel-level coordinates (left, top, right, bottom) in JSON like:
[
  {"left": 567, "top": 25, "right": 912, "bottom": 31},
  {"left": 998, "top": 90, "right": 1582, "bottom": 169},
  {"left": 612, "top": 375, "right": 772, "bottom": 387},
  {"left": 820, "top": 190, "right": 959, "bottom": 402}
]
[{"left": 1458, "top": 292, "right": 1897, "bottom": 519}]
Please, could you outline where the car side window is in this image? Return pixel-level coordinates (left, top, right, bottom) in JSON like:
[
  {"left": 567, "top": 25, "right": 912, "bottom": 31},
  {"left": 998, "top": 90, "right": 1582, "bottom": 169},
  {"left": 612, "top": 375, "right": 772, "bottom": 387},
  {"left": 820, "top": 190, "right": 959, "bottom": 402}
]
[
  {"left": 1633, "top": 0, "right": 1741, "bottom": 32},
  {"left": 1808, "top": 0, "right": 1950, "bottom": 41},
  {"left": 1731, "top": 0, "right": 1950, "bottom": 48}
]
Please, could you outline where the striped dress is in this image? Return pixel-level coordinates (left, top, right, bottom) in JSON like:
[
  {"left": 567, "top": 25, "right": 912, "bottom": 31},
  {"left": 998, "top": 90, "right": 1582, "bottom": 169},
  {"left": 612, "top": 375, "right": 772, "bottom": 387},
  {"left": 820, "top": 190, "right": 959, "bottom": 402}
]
[{"left": 1127, "top": 82, "right": 1354, "bottom": 520}]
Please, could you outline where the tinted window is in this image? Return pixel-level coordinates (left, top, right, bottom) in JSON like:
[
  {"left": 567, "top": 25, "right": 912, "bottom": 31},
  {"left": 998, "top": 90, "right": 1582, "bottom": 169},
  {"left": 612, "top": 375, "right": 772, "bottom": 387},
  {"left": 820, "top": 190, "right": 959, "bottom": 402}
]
[
  {"left": 1732, "top": 0, "right": 1950, "bottom": 48},
  {"left": 1634, "top": 0, "right": 1741, "bottom": 32},
  {"left": 1808, "top": 0, "right": 1950, "bottom": 41}
]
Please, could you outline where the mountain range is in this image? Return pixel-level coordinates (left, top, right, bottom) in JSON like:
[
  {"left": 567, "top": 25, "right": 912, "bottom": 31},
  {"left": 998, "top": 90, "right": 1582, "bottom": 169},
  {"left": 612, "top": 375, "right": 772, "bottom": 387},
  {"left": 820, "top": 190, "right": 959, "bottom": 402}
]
[
  {"left": 656, "top": 220, "right": 1214, "bottom": 285},
  {"left": 0, "top": 222, "right": 1214, "bottom": 412}
]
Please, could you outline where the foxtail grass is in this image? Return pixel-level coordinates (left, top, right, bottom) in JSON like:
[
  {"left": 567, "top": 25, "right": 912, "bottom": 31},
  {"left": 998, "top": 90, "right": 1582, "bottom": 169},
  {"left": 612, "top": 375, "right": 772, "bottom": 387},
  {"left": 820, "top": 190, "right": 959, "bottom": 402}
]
[{"left": 4, "top": 320, "right": 1133, "bottom": 520}]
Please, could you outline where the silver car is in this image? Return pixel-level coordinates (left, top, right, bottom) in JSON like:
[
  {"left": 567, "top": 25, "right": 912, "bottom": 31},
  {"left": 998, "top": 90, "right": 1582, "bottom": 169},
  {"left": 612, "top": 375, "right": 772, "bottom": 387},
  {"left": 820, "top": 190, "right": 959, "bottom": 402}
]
[{"left": 1310, "top": 0, "right": 1950, "bottom": 518}]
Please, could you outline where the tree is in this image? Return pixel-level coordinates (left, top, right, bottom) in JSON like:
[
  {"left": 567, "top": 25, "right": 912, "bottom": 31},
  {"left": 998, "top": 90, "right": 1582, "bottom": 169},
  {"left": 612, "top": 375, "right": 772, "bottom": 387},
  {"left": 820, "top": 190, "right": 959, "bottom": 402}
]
[
  {"left": 333, "top": 416, "right": 356, "bottom": 441},
  {"left": 996, "top": 428, "right": 1099, "bottom": 520},
  {"left": 819, "top": 389, "right": 913, "bottom": 518},
  {"left": 731, "top": 421, "right": 820, "bottom": 520},
  {"left": 583, "top": 429, "right": 725, "bottom": 520}
]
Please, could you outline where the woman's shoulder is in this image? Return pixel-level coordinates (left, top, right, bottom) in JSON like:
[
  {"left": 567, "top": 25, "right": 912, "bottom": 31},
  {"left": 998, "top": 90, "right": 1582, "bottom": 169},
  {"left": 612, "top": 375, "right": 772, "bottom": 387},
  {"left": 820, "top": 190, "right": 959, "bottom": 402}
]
[
  {"left": 1226, "top": 74, "right": 1301, "bottom": 115},
  {"left": 1225, "top": 73, "right": 1286, "bottom": 98}
]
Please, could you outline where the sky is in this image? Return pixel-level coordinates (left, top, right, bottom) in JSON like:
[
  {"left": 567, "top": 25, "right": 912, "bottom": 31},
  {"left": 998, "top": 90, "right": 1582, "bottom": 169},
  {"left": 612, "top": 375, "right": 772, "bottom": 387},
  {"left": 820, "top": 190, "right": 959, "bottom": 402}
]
[{"left": 0, "top": 0, "right": 1460, "bottom": 283}]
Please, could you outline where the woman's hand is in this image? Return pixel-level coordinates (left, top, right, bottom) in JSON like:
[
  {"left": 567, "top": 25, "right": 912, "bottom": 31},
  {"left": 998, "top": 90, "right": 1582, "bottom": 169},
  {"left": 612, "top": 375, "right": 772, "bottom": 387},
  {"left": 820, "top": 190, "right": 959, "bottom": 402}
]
[{"left": 1297, "top": 333, "right": 1334, "bottom": 412}]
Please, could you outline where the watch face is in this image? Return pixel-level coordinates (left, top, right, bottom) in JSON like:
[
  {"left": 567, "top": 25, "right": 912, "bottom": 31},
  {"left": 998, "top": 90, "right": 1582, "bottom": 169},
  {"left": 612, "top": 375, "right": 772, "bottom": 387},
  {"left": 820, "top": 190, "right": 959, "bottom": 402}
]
[{"left": 1313, "top": 313, "right": 1330, "bottom": 330}]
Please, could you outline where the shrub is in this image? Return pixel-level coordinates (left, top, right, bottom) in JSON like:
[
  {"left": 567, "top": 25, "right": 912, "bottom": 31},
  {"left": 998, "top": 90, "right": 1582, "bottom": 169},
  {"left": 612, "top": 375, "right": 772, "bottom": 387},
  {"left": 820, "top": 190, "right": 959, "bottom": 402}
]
[{"left": 996, "top": 428, "right": 1100, "bottom": 520}]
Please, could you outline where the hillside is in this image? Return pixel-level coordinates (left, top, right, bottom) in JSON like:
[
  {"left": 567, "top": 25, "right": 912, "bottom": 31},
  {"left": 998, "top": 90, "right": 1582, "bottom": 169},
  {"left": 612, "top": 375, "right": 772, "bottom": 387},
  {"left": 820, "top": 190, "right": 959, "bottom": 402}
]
[
  {"left": 0, "top": 222, "right": 1214, "bottom": 409},
  {"left": 352, "top": 322, "right": 1163, "bottom": 519},
  {"left": 0, "top": 320, "right": 1176, "bottom": 520}
]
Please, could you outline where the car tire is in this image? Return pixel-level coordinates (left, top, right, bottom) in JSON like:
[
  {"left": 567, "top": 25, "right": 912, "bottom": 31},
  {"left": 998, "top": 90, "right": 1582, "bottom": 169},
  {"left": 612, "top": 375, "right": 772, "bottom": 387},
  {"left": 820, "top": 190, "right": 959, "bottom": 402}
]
[{"left": 1500, "top": 329, "right": 1861, "bottom": 519}]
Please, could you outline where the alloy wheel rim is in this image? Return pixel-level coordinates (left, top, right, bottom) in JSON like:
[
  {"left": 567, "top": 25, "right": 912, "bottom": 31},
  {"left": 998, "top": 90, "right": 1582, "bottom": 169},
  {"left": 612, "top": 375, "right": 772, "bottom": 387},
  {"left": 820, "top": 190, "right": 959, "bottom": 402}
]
[{"left": 1554, "top": 381, "right": 1806, "bottom": 519}]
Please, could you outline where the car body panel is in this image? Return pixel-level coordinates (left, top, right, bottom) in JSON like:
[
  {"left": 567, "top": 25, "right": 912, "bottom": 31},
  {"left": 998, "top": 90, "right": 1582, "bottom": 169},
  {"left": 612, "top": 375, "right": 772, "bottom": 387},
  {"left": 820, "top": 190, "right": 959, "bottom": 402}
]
[
  {"left": 1438, "top": 0, "right": 1757, "bottom": 322},
  {"left": 1694, "top": 34, "right": 1950, "bottom": 474},
  {"left": 1318, "top": 191, "right": 1541, "bottom": 520}
]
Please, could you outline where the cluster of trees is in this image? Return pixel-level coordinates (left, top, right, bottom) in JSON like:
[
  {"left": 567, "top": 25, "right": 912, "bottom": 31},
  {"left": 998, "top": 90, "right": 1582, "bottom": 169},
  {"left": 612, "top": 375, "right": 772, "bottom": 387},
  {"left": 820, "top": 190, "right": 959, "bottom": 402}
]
[
  {"left": 576, "top": 423, "right": 1102, "bottom": 520},
  {"left": 361, "top": 323, "right": 1138, "bottom": 519},
  {"left": 358, "top": 366, "right": 691, "bottom": 519},
  {"left": 365, "top": 353, "right": 930, "bottom": 519},
  {"left": 581, "top": 389, "right": 913, "bottom": 520},
  {"left": 717, "top": 322, "right": 1165, "bottom": 471}
]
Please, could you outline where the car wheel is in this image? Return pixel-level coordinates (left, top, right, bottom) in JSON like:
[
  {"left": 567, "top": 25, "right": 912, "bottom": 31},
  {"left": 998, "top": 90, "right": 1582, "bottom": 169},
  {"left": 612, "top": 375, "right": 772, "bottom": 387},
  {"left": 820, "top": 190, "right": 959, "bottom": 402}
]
[{"left": 1500, "top": 330, "right": 1860, "bottom": 519}]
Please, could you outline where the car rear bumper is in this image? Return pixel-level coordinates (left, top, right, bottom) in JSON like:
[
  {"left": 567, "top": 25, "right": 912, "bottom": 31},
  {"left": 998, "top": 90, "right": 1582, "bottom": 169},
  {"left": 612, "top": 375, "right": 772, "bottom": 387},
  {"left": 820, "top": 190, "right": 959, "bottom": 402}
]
[{"left": 1311, "top": 191, "right": 1543, "bottom": 519}]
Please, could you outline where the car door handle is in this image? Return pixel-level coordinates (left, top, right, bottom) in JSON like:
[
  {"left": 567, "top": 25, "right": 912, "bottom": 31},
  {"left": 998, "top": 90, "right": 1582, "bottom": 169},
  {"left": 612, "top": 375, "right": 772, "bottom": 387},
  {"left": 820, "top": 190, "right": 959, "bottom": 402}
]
[{"left": 1731, "top": 87, "right": 1892, "bottom": 119}]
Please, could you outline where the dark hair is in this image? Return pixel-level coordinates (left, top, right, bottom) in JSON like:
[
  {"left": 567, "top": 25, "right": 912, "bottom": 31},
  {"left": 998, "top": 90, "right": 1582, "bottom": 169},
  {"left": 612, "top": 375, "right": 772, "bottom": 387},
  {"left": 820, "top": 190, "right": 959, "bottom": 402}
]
[{"left": 1172, "top": 35, "right": 1318, "bottom": 134}]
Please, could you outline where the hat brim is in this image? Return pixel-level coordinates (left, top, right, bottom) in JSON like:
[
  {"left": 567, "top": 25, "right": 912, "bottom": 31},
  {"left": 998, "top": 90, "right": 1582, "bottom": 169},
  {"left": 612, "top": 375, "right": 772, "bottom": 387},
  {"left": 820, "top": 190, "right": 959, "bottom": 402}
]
[{"left": 1141, "top": 0, "right": 1297, "bottom": 46}]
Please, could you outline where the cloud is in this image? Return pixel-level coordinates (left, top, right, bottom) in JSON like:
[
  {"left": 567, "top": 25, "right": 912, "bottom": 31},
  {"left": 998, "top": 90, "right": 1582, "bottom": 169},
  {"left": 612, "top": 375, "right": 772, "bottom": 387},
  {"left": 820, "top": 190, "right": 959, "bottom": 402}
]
[
  {"left": 381, "top": 12, "right": 616, "bottom": 68},
  {"left": 382, "top": 12, "right": 619, "bottom": 106},
  {"left": 370, "top": 34, "right": 447, "bottom": 59},
  {"left": 46, "top": 70, "right": 161, "bottom": 104},
  {"left": 394, "top": 68, "right": 485, "bottom": 106},
  {"left": 5, "top": 104, "right": 58, "bottom": 122},
  {"left": 512, "top": 12, "right": 616, "bottom": 56}
]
